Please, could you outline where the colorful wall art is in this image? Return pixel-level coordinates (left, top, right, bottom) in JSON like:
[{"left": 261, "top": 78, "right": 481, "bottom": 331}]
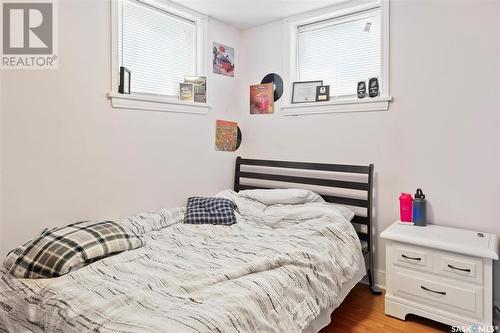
[
  {"left": 215, "top": 120, "right": 241, "bottom": 151},
  {"left": 213, "top": 42, "right": 235, "bottom": 77},
  {"left": 250, "top": 83, "right": 274, "bottom": 114}
]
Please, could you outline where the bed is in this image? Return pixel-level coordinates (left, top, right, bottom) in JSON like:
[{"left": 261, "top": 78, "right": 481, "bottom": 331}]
[{"left": 0, "top": 157, "right": 379, "bottom": 333}]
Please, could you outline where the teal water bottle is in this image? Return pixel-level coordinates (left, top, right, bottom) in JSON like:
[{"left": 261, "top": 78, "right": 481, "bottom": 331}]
[{"left": 413, "top": 189, "right": 426, "bottom": 226}]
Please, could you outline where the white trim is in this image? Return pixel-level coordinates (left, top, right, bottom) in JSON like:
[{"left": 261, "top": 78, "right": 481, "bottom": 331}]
[
  {"left": 109, "top": 0, "right": 208, "bottom": 111},
  {"left": 282, "top": 0, "right": 390, "bottom": 113},
  {"left": 110, "top": 0, "right": 121, "bottom": 93},
  {"left": 380, "top": 0, "right": 390, "bottom": 96},
  {"left": 108, "top": 93, "right": 211, "bottom": 114},
  {"left": 281, "top": 97, "right": 392, "bottom": 116},
  {"left": 360, "top": 268, "right": 386, "bottom": 289}
]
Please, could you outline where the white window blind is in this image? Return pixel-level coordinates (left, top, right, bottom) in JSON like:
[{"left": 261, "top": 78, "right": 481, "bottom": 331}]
[
  {"left": 121, "top": 0, "right": 195, "bottom": 96},
  {"left": 297, "top": 8, "right": 381, "bottom": 98}
]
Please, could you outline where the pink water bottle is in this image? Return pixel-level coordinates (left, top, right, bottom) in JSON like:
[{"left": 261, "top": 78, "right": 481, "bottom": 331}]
[{"left": 399, "top": 193, "right": 413, "bottom": 222}]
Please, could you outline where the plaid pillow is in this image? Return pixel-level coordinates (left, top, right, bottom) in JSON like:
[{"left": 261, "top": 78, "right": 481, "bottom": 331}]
[
  {"left": 4, "top": 220, "right": 143, "bottom": 279},
  {"left": 185, "top": 197, "right": 237, "bottom": 225}
]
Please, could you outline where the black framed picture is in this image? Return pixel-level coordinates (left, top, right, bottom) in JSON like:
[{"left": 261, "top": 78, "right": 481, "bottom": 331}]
[
  {"left": 368, "top": 77, "right": 379, "bottom": 98},
  {"left": 316, "top": 85, "right": 330, "bottom": 101},
  {"left": 291, "top": 80, "right": 323, "bottom": 103},
  {"left": 357, "top": 81, "right": 366, "bottom": 99},
  {"left": 119, "top": 66, "right": 131, "bottom": 94}
]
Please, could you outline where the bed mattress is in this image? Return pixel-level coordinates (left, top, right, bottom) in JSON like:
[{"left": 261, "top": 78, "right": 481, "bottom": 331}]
[
  {"left": 304, "top": 249, "right": 366, "bottom": 333},
  {"left": 0, "top": 190, "right": 364, "bottom": 333}
]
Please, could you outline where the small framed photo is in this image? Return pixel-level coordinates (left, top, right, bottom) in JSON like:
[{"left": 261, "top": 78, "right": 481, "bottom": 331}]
[
  {"left": 291, "top": 80, "right": 323, "bottom": 103},
  {"left": 179, "top": 83, "right": 194, "bottom": 102},
  {"left": 368, "top": 77, "right": 379, "bottom": 98},
  {"left": 316, "top": 85, "right": 330, "bottom": 101},
  {"left": 357, "top": 81, "right": 366, "bottom": 99},
  {"left": 119, "top": 66, "right": 131, "bottom": 94}
]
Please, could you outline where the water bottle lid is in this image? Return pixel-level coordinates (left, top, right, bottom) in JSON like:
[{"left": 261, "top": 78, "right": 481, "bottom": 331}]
[{"left": 415, "top": 188, "right": 425, "bottom": 199}]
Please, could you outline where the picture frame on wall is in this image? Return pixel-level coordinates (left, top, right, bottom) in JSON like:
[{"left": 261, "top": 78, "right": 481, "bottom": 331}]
[
  {"left": 119, "top": 66, "right": 131, "bottom": 94},
  {"left": 291, "top": 80, "right": 323, "bottom": 103},
  {"left": 213, "top": 42, "right": 235, "bottom": 77}
]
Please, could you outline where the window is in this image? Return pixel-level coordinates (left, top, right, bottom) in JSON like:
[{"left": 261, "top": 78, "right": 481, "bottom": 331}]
[
  {"left": 109, "top": 0, "right": 209, "bottom": 114},
  {"left": 297, "top": 8, "right": 381, "bottom": 98},
  {"left": 121, "top": 0, "right": 195, "bottom": 96},
  {"left": 283, "top": 1, "right": 390, "bottom": 115}
]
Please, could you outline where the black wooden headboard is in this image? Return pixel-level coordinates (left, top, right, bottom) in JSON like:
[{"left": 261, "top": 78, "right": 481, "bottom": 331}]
[{"left": 234, "top": 156, "right": 381, "bottom": 295}]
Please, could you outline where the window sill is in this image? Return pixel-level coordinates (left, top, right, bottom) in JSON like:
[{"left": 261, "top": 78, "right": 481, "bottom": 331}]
[
  {"left": 281, "top": 97, "right": 392, "bottom": 116},
  {"left": 107, "top": 93, "right": 211, "bottom": 115}
]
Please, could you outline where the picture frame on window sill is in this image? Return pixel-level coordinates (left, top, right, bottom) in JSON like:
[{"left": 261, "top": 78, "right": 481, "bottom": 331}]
[
  {"left": 291, "top": 80, "right": 323, "bottom": 103},
  {"left": 316, "top": 85, "right": 330, "bottom": 102},
  {"left": 119, "top": 67, "right": 131, "bottom": 94}
]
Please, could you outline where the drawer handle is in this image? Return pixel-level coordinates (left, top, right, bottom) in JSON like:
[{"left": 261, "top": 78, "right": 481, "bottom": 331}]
[
  {"left": 401, "top": 254, "right": 421, "bottom": 261},
  {"left": 421, "top": 285, "right": 446, "bottom": 295},
  {"left": 447, "top": 264, "right": 471, "bottom": 272}
]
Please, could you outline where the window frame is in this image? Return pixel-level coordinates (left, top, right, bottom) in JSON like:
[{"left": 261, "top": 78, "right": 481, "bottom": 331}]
[
  {"left": 282, "top": 0, "right": 391, "bottom": 115},
  {"left": 109, "top": 0, "right": 210, "bottom": 114}
]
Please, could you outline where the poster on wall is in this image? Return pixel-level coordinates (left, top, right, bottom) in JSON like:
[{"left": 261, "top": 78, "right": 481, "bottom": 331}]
[
  {"left": 215, "top": 120, "right": 241, "bottom": 151},
  {"left": 250, "top": 83, "right": 274, "bottom": 114},
  {"left": 213, "top": 42, "right": 235, "bottom": 77}
]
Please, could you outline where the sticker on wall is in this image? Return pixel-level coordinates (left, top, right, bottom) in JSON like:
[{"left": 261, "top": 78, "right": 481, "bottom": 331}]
[
  {"left": 261, "top": 73, "right": 283, "bottom": 102},
  {"left": 250, "top": 83, "right": 274, "bottom": 114},
  {"left": 213, "top": 42, "right": 234, "bottom": 77},
  {"left": 215, "top": 120, "right": 241, "bottom": 151}
]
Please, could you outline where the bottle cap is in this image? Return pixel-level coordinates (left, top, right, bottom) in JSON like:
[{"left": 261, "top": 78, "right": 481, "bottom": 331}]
[{"left": 415, "top": 188, "right": 425, "bottom": 199}]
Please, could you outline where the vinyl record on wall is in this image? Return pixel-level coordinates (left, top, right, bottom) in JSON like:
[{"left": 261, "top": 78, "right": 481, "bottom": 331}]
[
  {"left": 261, "top": 73, "right": 283, "bottom": 102},
  {"left": 236, "top": 126, "right": 242, "bottom": 150}
]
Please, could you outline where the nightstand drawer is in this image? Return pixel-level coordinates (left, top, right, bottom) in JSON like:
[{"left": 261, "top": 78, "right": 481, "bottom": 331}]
[
  {"left": 437, "top": 253, "right": 483, "bottom": 284},
  {"left": 393, "top": 270, "right": 482, "bottom": 318},
  {"left": 392, "top": 244, "right": 433, "bottom": 272}
]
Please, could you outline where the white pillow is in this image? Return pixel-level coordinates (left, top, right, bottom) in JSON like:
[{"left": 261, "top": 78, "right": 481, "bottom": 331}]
[{"left": 237, "top": 189, "right": 324, "bottom": 205}]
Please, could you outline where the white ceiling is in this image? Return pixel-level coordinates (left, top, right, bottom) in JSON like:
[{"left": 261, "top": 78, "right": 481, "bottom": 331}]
[{"left": 170, "top": 0, "right": 346, "bottom": 30}]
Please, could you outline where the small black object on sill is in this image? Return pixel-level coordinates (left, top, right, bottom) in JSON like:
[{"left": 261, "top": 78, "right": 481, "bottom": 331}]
[{"left": 119, "top": 66, "right": 131, "bottom": 94}]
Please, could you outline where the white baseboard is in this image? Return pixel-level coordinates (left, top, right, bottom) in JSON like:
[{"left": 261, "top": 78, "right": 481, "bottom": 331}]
[{"left": 359, "top": 269, "right": 386, "bottom": 290}]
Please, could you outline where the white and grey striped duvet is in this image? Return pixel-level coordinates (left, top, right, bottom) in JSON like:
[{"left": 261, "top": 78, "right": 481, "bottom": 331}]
[{"left": 0, "top": 190, "right": 363, "bottom": 333}]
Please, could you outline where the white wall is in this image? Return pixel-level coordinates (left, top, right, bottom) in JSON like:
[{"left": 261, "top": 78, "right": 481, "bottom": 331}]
[
  {"left": 238, "top": 0, "right": 500, "bottom": 299},
  {"left": 0, "top": 0, "right": 244, "bottom": 257}
]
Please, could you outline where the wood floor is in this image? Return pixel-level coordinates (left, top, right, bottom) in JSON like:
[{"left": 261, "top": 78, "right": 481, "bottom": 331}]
[{"left": 321, "top": 285, "right": 451, "bottom": 333}]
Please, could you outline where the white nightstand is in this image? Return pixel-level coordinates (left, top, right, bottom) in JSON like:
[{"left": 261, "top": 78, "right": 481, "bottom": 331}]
[{"left": 381, "top": 221, "right": 499, "bottom": 328}]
